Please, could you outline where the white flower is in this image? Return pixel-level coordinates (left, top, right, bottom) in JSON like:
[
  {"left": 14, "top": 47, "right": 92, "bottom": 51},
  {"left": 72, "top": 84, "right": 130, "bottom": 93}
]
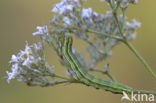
[
  {"left": 18, "top": 42, "right": 32, "bottom": 59},
  {"left": 72, "top": 48, "right": 76, "bottom": 53},
  {"left": 133, "top": 0, "right": 138, "bottom": 4},
  {"left": 6, "top": 64, "right": 19, "bottom": 83},
  {"left": 63, "top": 17, "right": 71, "bottom": 25},
  {"left": 9, "top": 55, "right": 18, "bottom": 63},
  {"left": 106, "top": 11, "right": 112, "bottom": 16},
  {"left": 24, "top": 42, "right": 32, "bottom": 55},
  {"left": 82, "top": 8, "right": 99, "bottom": 18},
  {"left": 93, "top": 12, "right": 98, "bottom": 17},
  {"left": 82, "top": 8, "right": 93, "bottom": 18},
  {"left": 22, "top": 56, "right": 33, "bottom": 66},
  {"left": 100, "top": 0, "right": 105, "bottom": 2},
  {"left": 32, "top": 26, "right": 49, "bottom": 36},
  {"left": 126, "top": 19, "right": 141, "bottom": 28},
  {"left": 132, "top": 19, "right": 141, "bottom": 27},
  {"left": 73, "top": 0, "right": 80, "bottom": 2},
  {"left": 52, "top": 0, "right": 74, "bottom": 14}
]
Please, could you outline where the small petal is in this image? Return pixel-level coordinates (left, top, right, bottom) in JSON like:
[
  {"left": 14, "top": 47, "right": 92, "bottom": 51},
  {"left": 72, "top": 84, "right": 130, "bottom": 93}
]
[
  {"left": 52, "top": 0, "right": 74, "bottom": 14},
  {"left": 32, "top": 26, "right": 49, "bottom": 36},
  {"left": 100, "top": 0, "right": 105, "bottom": 2},
  {"left": 22, "top": 56, "right": 32, "bottom": 66},
  {"left": 63, "top": 17, "right": 71, "bottom": 25},
  {"left": 25, "top": 42, "right": 32, "bottom": 54},
  {"left": 82, "top": 8, "right": 93, "bottom": 18},
  {"left": 132, "top": 19, "right": 141, "bottom": 27},
  {"left": 6, "top": 64, "right": 19, "bottom": 83},
  {"left": 9, "top": 55, "right": 18, "bottom": 63}
]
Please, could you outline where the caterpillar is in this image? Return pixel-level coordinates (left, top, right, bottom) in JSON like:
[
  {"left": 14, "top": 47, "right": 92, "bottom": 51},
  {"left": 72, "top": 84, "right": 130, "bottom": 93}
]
[{"left": 61, "top": 35, "right": 156, "bottom": 95}]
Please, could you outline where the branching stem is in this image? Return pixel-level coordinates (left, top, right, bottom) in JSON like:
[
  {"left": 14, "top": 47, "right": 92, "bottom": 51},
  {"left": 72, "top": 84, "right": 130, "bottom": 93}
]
[
  {"left": 109, "top": 0, "right": 156, "bottom": 81},
  {"left": 87, "top": 29, "right": 123, "bottom": 41},
  {"left": 89, "top": 68, "right": 116, "bottom": 82}
]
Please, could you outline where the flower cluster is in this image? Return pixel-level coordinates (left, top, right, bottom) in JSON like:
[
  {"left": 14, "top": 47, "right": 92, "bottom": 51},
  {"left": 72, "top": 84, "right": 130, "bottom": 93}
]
[
  {"left": 32, "top": 25, "right": 49, "bottom": 36},
  {"left": 6, "top": 42, "right": 54, "bottom": 86},
  {"left": 100, "top": 0, "right": 138, "bottom": 8},
  {"left": 52, "top": 0, "right": 81, "bottom": 14},
  {"left": 50, "top": 0, "right": 141, "bottom": 68},
  {"left": 6, "top": 0, "right": 142, "bottom": 88}
]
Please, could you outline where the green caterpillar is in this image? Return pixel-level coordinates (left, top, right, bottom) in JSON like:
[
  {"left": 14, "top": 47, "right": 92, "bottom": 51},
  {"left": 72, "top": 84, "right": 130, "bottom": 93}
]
[{"left": 62, "top": 35, "right": 156, "bottom": 95}]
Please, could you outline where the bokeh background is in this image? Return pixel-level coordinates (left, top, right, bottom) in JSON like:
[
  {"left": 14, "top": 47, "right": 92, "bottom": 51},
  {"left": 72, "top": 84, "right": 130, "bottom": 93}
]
[{"left": 0, "top": 0, "right": 156, "bottom": 103}]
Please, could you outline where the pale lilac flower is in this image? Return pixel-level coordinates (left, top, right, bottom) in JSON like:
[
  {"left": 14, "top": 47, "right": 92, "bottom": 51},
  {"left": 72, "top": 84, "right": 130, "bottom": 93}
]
[
  {"left": 7, "top": 42, "right": 54, "bottom": 84},
  {"left": 126, "top": 19, "right": 141, "bottom": 28},
  {"left": 24, "top": 42, "right": 32, "bottom": 55},
  {"left": 52, "top": 0, "right": 75, "bottom": 14},
  {"left": 82, "top": 8, "right": 99, "bottom": 18},
  {"left": 66, "top": 69, "right": 77, "bottom": 79},
  {"left": 132, "top": 19, "right": 141, "bottom": 27},
  {"left": 9, "top": 55, "right": 18, "bottom": 63},
  {"left": 73, "top": 0, "right": 80, "bottom": 2},
  {"left": 100, "top": 0, "right": 105, "bottom": 2},
  {"left": 133, "top": 0, "right": 138, "bottom": 4},
  {"left": 123, "top": 0, "right": 128, "bottom": 3},
  {"left": 82, "top": 8, "right": 93, "bottom": 18},
  {"left": 6, "top": 64, "right": 19, "bottom": 83},
  {"left": 93, "top": 12, "right": 98, "bottom": 17},
  {"left": 106, "top": 11, "right": 112, "bottom": 16},
  {"left": 72, "top": 48, "right": 76, "bottom": 53},
  {"left": 17, "top": 42, "right": 32, "bottom": 60},
  {"left": 63, "top": 17, "right": 71, "bottom": 25},
  {"left": 127, "top": 33, "right": 136, "bottom": 40},
  {"left": 22, "top": 56, "right": 33, "bottom": 66},
  {"left": 32, "top": 26, "right": 49, "bottom": 36},
  {"left": 64, "top": 33, "right": 71, "bottom": 37}
]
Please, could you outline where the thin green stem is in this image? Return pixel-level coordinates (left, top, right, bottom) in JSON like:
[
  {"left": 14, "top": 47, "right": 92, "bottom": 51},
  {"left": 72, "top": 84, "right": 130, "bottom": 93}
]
[
  {"left": 53, "top": 74, "right": 71, "bottom": 81},
  {"left": 113, "top": 12, "right": 124, "bottom": 37},
  {"left": 53, "top": 74, "right": 81, "bottom": 83},
  {"left": 87, "top": 29, "right": 123, "bottom": 41},
  {"left": 124, "top": 41, "right": 156, "bottom": 80},
  {"left": 103, "top": 58, "right": 117, "bottom": 82},
  {"left": 109, "top": 0, "right": 156, "bottom": 80},
  {"left": 89, "top": 67, "right": 116, "bottom": 82},
  {"left": 86, "top": 25, "right": 156, "bottom": 81},
  {"left": 89, "top": 68, "right": 106, "bottom": 73},
  {"left": 107, "top": 71, "right": 117, "bottom": 82},
  {"left": 27, "top": 80, "right": 80, "bottom": 87},
  {"left": 109, "top": 0, "right": 124, "bottom": 37}
]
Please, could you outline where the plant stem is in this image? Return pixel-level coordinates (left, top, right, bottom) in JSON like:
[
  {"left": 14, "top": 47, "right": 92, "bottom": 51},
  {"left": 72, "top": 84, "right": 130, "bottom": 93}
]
[
  {"left": 87, "top": 29, "right": 123, "bottom": 41},
  {"left": 109, "top": 0, "right": 156, "bottom": 80},
  {"left": 124, "top": 41, "right": 156, "bottom": 80},
  {"left": 113, "top": 12, "right": 124, "bottom": 37},
  {"left": 86, "top": 26, "right": 156, "bottom": 80},
  {"left": 53, "top": 74, "right": 81, "bottom": 83},
  {"left": 89, "top": 68, "right": 117, "bottom": 82},
  {"left": 53, "top": 74, "right": 71, "bottom": 81}
]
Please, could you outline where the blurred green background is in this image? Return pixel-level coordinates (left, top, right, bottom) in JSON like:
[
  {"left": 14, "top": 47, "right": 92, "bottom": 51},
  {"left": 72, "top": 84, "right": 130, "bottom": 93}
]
[{"left": 0, "top": 0, "right": 156, "bottom": 103}]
